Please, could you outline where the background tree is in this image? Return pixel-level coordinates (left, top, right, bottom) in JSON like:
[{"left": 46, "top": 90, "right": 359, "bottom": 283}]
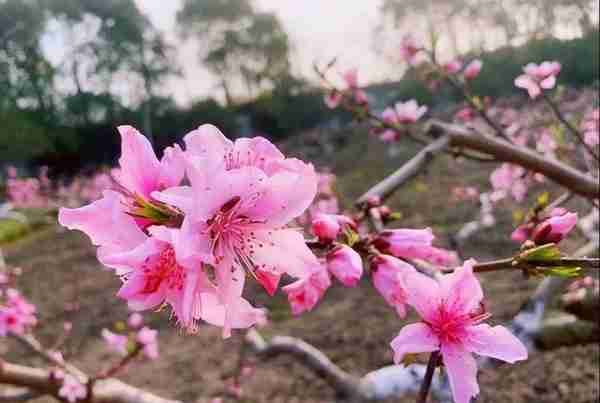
[{"left": 177, "top": 0, "right": 291, "bottom": 105}]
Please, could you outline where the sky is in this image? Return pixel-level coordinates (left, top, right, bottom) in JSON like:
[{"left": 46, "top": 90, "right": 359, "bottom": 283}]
[{"left": 133, "top": 0, "right": 393, "bottom": 105}]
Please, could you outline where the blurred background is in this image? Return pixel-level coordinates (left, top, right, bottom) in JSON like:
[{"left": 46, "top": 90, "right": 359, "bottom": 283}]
[{"left": 0, "top": 0, "right": 598, "bottom": 173}]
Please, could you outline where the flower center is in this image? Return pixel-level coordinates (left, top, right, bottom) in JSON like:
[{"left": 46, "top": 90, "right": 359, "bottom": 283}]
[{"left": 142, "top": 246, "right": 185, "bottom": 294}]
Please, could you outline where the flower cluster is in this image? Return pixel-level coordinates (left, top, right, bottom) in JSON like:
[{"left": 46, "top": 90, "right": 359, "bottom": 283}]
[
  {"left": 5, "top": 166, "right": 112, "bottom": 209},
  {"left": 59, "top": 125, "right": 320, "bottom": 337},
  {"left": 102, "top": 313, "right": 159, "bottom": 359},
  {"left": 0, "top": 288, "right": 37, "bottom": 336}
]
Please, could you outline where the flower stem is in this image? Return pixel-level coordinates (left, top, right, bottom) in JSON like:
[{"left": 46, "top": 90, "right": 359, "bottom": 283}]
[{"left": 416, "top": 350, "right": 439, "bottom": 403}]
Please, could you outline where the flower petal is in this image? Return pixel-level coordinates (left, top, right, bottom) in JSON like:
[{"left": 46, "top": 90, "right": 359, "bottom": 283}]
[
  {"left": 465, "top": 324, "right": 528, "bottom": 363},
  {"left": 400, "top": 269, "right": 441, "bottom": 322},
  {"left": 117, "top": 125, "right": 161, "bottom": 198},
  {"left": 439, "top": 259, "right": 483, "bottom": 316},
  {"left": 441, "top": 343, "right": 480, "bottom": 403},
  {"left": 390, "top": 323, "right": 440, "bottom": 364}
]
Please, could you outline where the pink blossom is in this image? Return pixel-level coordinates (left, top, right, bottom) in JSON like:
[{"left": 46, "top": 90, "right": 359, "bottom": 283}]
[
  {"left": 373, "top": 228, "right": 457, "bottom": 267},
  {"left": 325, "top": 91, "right": 342, "bottom": 109},
  {"left": 341, "top": 68, "right": 359, "bottom": 88},
  {"left": 370, "top": 254, "right": 417, "bottom": 318},
  {"left": 454, "top": 107, "right": 475, "bottom": 122},
  {"left": 511, "top": 224, "right": 532, "bottom": 242},
  {"left": 536, "top": 130, "right": 557, "bottom": 155},
  {"left": 515, "top": 61, "right": 561, "bottom": 99},
  {"left": 354, "top": 89, "right": 369, "bottom": 105},
  {"left": 400, "top": 34, "right": 420, "bottom": 65},
  {"left": 381, "top": 107, "right": 398, "bottom": 125},
  {"left": 156, "top": 125, "right": 318, "bottom": 334},
  {"left": 128, "top": 312, "right": 144, "bottom": 328},
  {"left": 101, "top": 329, "right": 129, "bottom": 356},
  {"left": 463, "top": 59, "right": 483, "bottom": 80},
  {"left": 58, "top": 375, "right": 87, "bottom": 403},
  {"left": 581, "top": 108, "right": 599, "bottom": 147},
  {"left": 136, "top": 326, "right": 159, "bottom": 359},
  {"left": 0, "top": 289, "right": 37, "bottom": 336},
  {"left": 379, "top": 129, "right": 399, "bottom": 143},
  {"left": 326, "top": 245, "right": 363, "bottom": 287},
  {"left": 391, "top": 260, "right": 527, "bottom": 403},
  {"left": 393, "top": 100, "right": 427, "bottom": 124},
  {"left": 283, "top": 267, "right": 331, "bottom": 315},
  {"left": 312, "top": 213, "right": 340, "bottom": 242},
  {"left": 532, "top": 211, "right": 578, "bottom": 245},
  {"left": 443, "top": 59, "right": 463, "bottom": 74},
  {"left": 490, "top": 163, "right": 527, "bottom": 202}
]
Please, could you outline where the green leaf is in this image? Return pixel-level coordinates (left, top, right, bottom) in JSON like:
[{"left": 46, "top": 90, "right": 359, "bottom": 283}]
[
  {"left": 388, "top": 212, "right": 403, "bottom": 221},
  {"left": 545, "top": 266, "right": 582, "bottom": 278},
  {"left": 519, "top": 243, "right": 560, "bottom": 262},
  {"left": 344, "top": 228, "right": 359, "bottom": 247}
]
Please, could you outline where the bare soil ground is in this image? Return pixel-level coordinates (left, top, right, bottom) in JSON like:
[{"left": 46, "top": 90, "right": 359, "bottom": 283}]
[{"left": 2, "top": 131, "right": 599, "bottom": 403}]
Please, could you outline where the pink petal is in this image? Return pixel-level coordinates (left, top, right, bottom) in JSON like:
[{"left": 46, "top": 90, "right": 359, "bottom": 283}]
[
  {"left": 390, "top": 323, "right": 440, "bottom": 364},
  {"left": 245, "top": 159, "right": 317, "bottom": 227},
  {"left": 250, "top": 229, "right": 320, "bottom": 279},
  {"left": 117, "top": 125, "right": 161, "bottom": 198},
  {"left": 465, "top": 324, "right": 528, "bottom": 363},
  {"left": 101, "top": 237, "right": 163, "bottom": 275},
  {"left": 441, "top": 343, "right": 480, "bottom": 403},
  {"left": 58, "top": 190, "right": 146, "bottom": 250},
  {"left": 540, "top": 75, "right": 556, "bottom": 89},
  {"left": 183, "top": 124, "right": 232, "bottom": 160},
  {"left": 400, "top": 269, "right": 441, "bottom": 322},
  {"left": 439, "top": 259, "right": 483, "bottom": 316}
]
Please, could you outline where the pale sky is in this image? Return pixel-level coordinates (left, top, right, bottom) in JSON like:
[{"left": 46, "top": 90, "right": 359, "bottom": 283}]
[{"left": 133, "top": 0, "right": 396, "bottom": 105}]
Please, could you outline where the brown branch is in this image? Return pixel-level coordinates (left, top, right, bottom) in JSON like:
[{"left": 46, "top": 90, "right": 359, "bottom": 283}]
[
  {"left": 0, "top": 361, "right": 184, "bottom": 403},
  {"left": 430, "top": 120, "right": 599, "bottom": 200},
  {"left": 0, "top": 387, "right": 41, "bottom": 401},
  {"left": 245, "top": 329, "right": 361, "bottom": 399},
  {"left": 472, "top": 257, "right": 600, "bottom": 273},
  {"left": 356, "top": 136, "right": 450, "bottom": 206}
]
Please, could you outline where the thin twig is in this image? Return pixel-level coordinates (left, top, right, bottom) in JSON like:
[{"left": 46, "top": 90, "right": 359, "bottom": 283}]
[
  {"left": 416, "top": 351, "right": 439, "bottom": 403},
  {"left": 542, "top": 93, "right": 600, "bottom": 161}
]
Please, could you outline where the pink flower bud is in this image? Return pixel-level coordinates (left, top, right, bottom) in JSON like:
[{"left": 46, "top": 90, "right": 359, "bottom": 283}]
[
  {"left": 326, "top": 245, "right": 363, "bottom": 287},
  {"left": 369, "top": 254, "right": 416, "bottom": 318},
  {"left": 127, "top": 313, "right": 143, "bottom": 329},
  {"left": 312, "top": 213, "right": 340, "bottom": 242},
  {"left": 533, "top": 211, "right": 578, "bottom": 245},
  {"left": 283, "top": 267, "right": 331, "bottom": 315},
  {"left": 443, "top": 59, "right": 463, "bottom": 74},
  {"left": 463, "top": 59, "right": 483, "bottom": 80}
]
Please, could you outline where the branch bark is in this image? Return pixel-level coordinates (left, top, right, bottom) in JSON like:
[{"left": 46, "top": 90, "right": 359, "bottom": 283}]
[{"left": 0, "top": 361, "right": 183, "bottom": 403}]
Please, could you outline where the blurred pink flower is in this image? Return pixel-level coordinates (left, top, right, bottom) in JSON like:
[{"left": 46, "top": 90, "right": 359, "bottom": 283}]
[
  {"left": 532, "top": 210, "right": 578, "bottom": 245},
  {"left": 391, "top": 260, "right": 527, "bottom": 403},
  {"left": 515, "top": 61, "right": 561, "bottom": 99},
  {"left": 0, "top": 289, "right": 37, "bottom": 336},
  {"left": 58, "top": 375, "right": 87, "bottom": 403},
  {"left": 463, "top": 59, "right": 483, "bottom": 80},
  {"left": 101, "top": 329, "right": 129, "bottom": 356},
  {"left": 400, "top": 34, "right": 420, "bottom": 65},
  {"left": 443, "top": 59, "right": 463, "bottom": 74},
  {"left": 341, "top": 68, "right": 359, "bottom": 88},
  {"left": 136, "top": 326, "right": 159, "bottom": 359},
  {"left": 325, "top": 91, "right": 342, "bottom": 109},
  {"left": 127, "top": 312, "right": 144, "bottom": 329},
  {"left": 393, "top": 100, "right": 428, "bottom": 124}
]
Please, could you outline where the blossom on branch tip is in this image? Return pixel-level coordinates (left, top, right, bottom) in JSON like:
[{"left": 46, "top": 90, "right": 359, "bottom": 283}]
[
  {"left": 102, "top": 329, "right": 129, "bottom": 356},
  {"left": 58, "top": 375, "right": 87, "bottom": 403},
  {"left": 400, "top": 34, "right": 421, "bottom": 65},
  {"left": 393, "top": 100, "right": 427, "bottom": 124},
  {"left": 515, "top": 61, "right": 561, "bottom": 99},
  {"left": 463, "top": 59, "right": 483, "bottom": 80},
  {"left": 325, "top": 90, "right": 342, "bottom": 109},
  {"left": 532, "top": 210, "right": 578, "bottom": 245},
  {"left": 326, "top": 245, "right": 363, "bottom": 287},
  {"left": 443, "top": 59, "right": 463, "bottom": 74},
  {"left": 373, "top": 228, "right": 457, "bottom": 267},
  {"left": 0, "top": 289, "right": 37, "bottom": 336},
  {"left": 391, "top": 260, "right": 527, "bottom": 403},
  {"left": 136, "top": 326, "right": 159, "bottom": 359}
]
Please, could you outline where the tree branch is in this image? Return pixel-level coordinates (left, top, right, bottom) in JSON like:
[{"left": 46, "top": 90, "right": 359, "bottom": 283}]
[
  {"left": 430, "top": 120, "right": 599, "bottom": 200},
  {"left": 0, "top": 361, "right": 184, "bottom": 403}
]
